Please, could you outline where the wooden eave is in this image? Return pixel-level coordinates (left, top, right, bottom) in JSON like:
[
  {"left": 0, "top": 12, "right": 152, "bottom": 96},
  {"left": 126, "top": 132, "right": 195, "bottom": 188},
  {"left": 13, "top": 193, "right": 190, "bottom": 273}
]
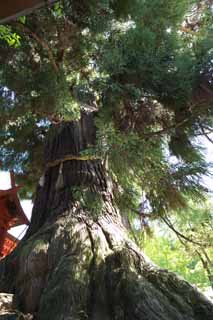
[
  {"left": 0, "top": 187, "right": 22, "bottom": 199},
  {"left": 0, "top": 0, "right": 56, "bottom": 23}
]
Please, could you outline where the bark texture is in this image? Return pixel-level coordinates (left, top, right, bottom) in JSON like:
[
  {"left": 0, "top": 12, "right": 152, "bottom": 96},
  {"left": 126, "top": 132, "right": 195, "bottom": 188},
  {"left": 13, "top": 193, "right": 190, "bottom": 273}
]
[
  {"left": 0, "top": 112, "right": 213, "bottom": 320},
  {"left": 1, "top": 210, "right": 213, "bottom": 320}
]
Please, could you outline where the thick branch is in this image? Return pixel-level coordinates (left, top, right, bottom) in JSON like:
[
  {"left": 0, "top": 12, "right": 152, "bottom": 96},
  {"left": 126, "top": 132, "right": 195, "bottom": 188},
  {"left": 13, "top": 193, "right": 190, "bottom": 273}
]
[{"left": 11, "top": 21, "right": 59, "bottom": 73}]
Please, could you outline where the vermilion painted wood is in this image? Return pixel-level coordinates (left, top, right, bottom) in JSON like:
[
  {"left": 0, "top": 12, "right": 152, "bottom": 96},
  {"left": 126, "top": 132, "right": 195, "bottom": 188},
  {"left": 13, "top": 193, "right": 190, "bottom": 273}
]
[
  {"left": 0, "top": 232, "right": 18, "bottom": 259},
  {"left": 0, "top": 174, "right": 29, "bottom": 258}
]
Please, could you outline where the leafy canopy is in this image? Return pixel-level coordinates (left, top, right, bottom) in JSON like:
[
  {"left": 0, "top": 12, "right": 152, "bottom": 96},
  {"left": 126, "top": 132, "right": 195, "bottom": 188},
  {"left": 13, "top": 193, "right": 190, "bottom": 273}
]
[{"left": 0, "top": 0, "right": 212, "bottom": 215}]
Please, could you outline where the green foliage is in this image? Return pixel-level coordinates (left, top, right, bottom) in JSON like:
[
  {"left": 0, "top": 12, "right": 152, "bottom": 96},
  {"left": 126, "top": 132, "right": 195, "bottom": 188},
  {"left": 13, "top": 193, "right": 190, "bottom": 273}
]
[
  {"left": 0, "top": 25, "right": 20, "bottom": 47},
  {"left": 0, "top": 0, "right": 212, "bottom": 210},
  {"left": 94, "top": 115, "right": 209, "bottom": 217},
  {"left": 141, "top": 200, "right": 213, "bottom": 290},
  {"left": 173, "top": 200, "right": 213, "bottom": 249},
  {"left": 144, "top": 236, "right": 210, "bottom": 290}
]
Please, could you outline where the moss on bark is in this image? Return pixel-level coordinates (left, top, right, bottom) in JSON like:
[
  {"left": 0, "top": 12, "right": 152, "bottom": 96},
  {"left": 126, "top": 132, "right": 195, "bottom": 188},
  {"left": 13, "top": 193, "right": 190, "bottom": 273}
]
[{"left": 1, "top": 209, "right": 212, "bottom": 320}]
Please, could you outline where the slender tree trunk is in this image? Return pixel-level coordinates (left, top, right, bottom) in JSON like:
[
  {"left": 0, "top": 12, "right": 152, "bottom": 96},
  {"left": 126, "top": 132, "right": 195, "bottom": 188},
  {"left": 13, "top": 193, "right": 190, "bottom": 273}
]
[{"left": 0, "top": 112, "right": 213, "bottom": 320}]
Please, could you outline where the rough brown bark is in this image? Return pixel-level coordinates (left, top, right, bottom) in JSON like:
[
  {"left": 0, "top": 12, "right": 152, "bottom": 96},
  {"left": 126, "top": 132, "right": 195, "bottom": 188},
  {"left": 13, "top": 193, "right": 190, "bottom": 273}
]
[
  {"left": 1, "top": 210, "right": 213, "bottom": 320},
  {"left": 0, "top": 112, "right": 213, "bottom": 320}
]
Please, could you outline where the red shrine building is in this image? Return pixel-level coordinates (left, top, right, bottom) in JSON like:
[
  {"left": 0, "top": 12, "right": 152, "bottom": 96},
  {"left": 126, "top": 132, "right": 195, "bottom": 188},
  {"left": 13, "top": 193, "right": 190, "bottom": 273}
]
[{"left": 0, "top": 172, "right": 29, "bottom": 259}]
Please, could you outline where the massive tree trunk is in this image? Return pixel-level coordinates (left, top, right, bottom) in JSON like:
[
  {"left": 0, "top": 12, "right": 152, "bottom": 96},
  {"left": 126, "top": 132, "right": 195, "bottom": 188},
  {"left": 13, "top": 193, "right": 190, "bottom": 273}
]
[{"left": 0, "top": 112, "right": 213, "bottom": 320}]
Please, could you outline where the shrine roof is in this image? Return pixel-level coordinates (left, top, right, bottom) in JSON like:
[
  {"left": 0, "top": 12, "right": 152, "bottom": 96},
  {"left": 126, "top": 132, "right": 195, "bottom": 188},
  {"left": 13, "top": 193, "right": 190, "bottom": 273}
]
[{"left": 0, "top": 186, "right": 22, "bottom": 199}]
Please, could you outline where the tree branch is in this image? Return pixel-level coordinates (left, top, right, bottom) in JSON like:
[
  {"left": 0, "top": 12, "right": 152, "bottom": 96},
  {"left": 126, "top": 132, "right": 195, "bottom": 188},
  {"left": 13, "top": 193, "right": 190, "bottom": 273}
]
[
  {"left": 199, "top": 123, "right": 213, "bottom": 144},
  {"left": 11, "top": 21, "right": 59, "bottom": 73},
  {"left": 142, "top": 102, "right": 213, "bottom": 139},
  {"left": 196, "top": 249, "right": 213, "bottom": 289},
  {"left": 161, "top": 215, "right": 204, "bottom": 246}
]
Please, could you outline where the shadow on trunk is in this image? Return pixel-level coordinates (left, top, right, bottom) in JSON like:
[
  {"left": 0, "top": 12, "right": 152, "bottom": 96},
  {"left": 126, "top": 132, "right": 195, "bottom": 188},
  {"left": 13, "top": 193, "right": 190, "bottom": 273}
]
[{"left": 0, "top": 112, "right": 213, "bottom": 319}]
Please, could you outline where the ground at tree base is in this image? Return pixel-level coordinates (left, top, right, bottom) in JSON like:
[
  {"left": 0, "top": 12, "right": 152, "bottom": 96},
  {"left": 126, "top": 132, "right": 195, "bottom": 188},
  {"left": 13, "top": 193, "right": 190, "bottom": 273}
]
[{"left": 0, "top": 293, "right": 33, "bottom": 319}]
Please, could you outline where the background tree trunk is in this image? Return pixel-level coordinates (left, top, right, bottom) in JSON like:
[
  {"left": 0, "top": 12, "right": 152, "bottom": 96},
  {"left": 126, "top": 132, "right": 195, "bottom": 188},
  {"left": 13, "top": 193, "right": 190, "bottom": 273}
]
[{"left": 0, "top": 112, "right": 213, "bottom": 320}]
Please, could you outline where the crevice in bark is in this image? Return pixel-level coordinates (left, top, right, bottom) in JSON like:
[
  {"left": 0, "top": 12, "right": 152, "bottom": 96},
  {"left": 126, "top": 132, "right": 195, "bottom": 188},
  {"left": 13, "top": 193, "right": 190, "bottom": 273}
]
[
  {"left": 87, "top": 257, "right": 97, "bottom": 319},
  {"left": 96, "top": 221, "right": 114, "bottom": 251},
  {"left": 125, "top": 243, "right": 144, "bottom": 273},
  {"left": 84, "top": 224, "right": 96, "bottom": 319}
]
